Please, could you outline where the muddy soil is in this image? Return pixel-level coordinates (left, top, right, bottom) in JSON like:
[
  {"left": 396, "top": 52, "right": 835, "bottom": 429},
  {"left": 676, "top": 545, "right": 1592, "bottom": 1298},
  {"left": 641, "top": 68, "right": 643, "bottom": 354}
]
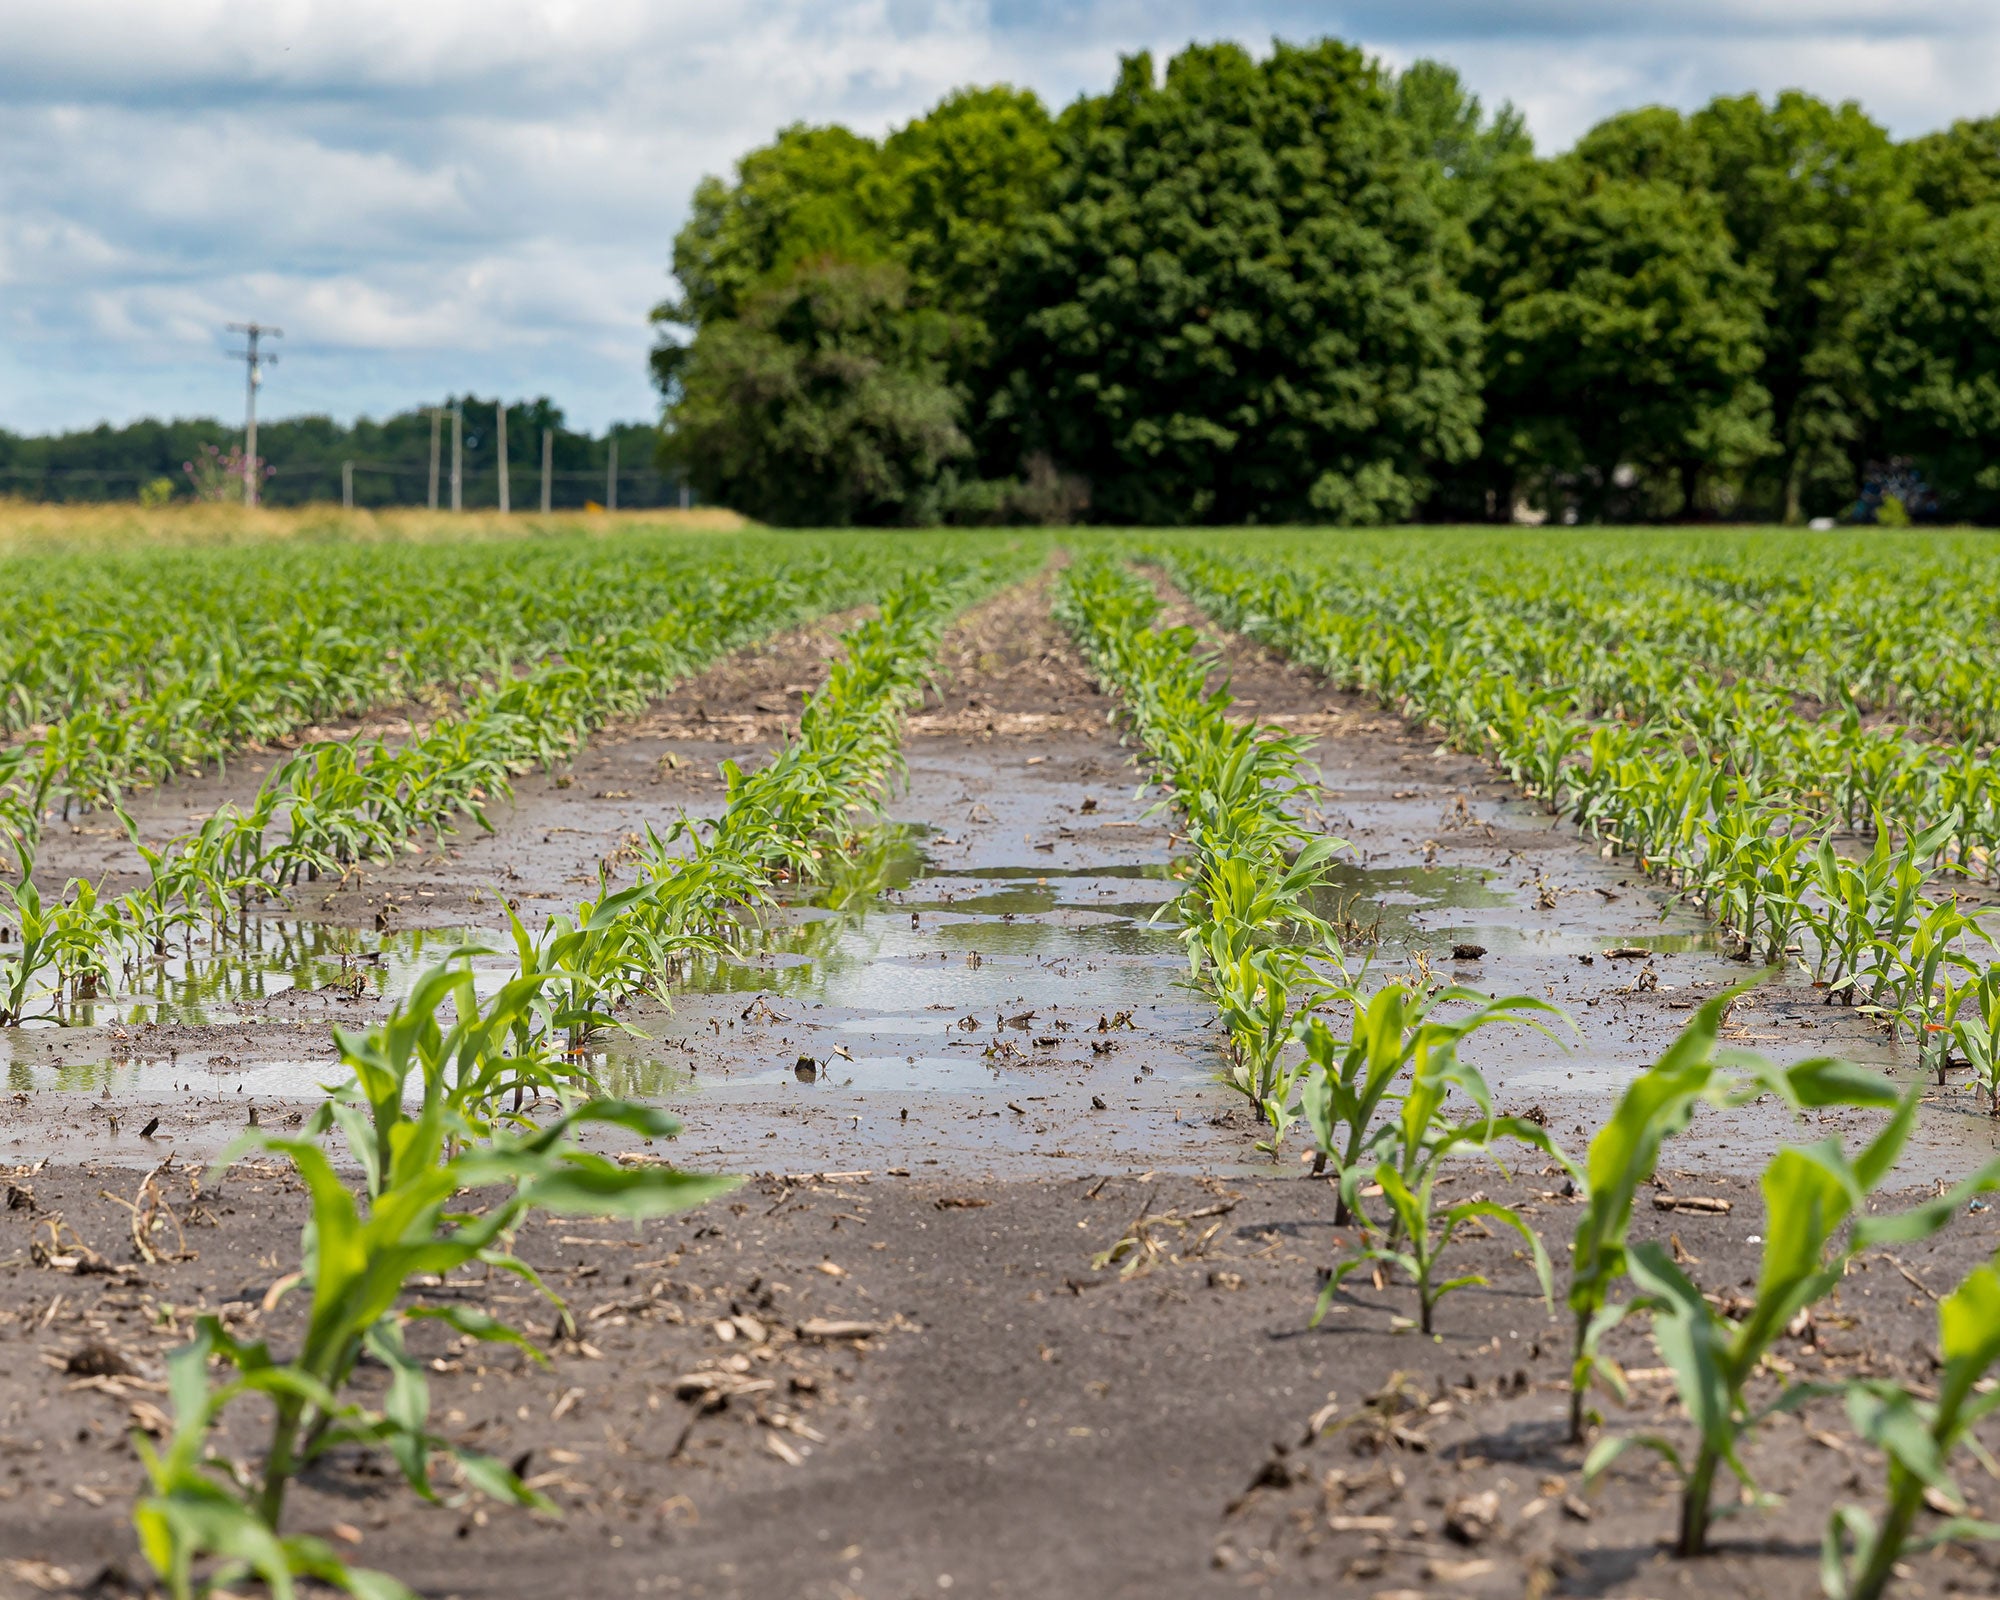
[
  {"left": 6, "top": 569, "right": 1998, "bottom": 1600},
  {"left": 1146, "top": 579, "right": 2000, "bottom": 1188},
  {"left": 6, "top": 1161, "right": 1997, "bottom": 1600},
  {"left": 1, "top": 580, "right": 1243, "bottom": 1176}
]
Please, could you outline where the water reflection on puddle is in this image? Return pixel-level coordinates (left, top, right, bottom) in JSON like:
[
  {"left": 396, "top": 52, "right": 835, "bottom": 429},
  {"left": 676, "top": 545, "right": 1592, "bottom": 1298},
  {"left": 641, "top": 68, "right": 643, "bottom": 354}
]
[
  {"left": 0, "top": 824, "right": 1697, "bottom": 1103},
  {"left": 1, "top": 920, "right": 515, "bottom": 1033}
]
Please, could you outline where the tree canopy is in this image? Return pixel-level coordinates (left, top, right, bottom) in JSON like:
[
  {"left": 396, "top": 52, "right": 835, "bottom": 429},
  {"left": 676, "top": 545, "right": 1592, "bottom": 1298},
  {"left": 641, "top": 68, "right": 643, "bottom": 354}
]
[
  {"left": 662, "top": 259, "right": 971, "bottom": 526},
  {"left": 986, "top": 41, "right": 1482, "bottom": 526},
  {"left": 1865, "top": 204, "right": 2000, "bottom": 522},
  {"left": 22, "top": 40, "right": 2000, "bottom": 527},
  {"left": 1473, "top": 152, "right": 1770, "bottom": 521},
  {"left": 654, "top": 47, "right": 2000, "bottom": 526}
]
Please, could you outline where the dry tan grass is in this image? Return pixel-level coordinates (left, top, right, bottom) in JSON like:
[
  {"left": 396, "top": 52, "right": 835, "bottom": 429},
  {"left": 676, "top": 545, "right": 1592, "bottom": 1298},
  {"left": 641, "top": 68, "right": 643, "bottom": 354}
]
[{"left": 0, "top": 500, "right": 753, "bottom": 553}]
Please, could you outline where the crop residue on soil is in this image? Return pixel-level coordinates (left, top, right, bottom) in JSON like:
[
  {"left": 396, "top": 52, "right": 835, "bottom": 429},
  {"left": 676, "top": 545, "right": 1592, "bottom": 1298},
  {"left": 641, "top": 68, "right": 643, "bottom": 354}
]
[{"left": 7, "top": 566, "right": 1995, "bottom": 1600}]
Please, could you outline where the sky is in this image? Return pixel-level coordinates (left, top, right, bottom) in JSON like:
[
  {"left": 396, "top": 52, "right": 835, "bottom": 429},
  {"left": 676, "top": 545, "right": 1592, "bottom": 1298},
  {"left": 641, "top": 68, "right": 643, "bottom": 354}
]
[{"left": 1, "top": 1, "right": 1996, "bottom": 437}]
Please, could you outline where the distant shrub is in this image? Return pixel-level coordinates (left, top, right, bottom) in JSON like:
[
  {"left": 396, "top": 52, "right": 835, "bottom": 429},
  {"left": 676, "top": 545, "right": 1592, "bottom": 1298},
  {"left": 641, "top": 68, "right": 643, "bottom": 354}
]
[{"left": 182, "top": 442, "right": 269, "bottom": 503}]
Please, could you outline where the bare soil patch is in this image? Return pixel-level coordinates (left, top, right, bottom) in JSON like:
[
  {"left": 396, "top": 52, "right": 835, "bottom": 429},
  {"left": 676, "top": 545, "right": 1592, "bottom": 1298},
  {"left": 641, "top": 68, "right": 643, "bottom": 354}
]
[
  {"left": 4, "top": 1163, "right": 1991, "bottom": 1600},
  {"left": 908, "top": 569, "right": 1109, "bottom": 739},
  {"left": 9, "top": 572, "right": 1995, "bottom": 1600}
]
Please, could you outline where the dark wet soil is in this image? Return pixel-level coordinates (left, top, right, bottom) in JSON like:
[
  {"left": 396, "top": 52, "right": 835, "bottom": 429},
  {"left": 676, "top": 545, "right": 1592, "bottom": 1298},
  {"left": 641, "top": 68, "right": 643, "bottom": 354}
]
[
  {"left": 1146, "top": 577, "right": 2000, "bottom": 1189},
  {"left": 5, "top": 1162, "right": 1994, "bottom": 1600},
  {"left": 6, "top": 569, "right": 1996, "bottom": 1600}
]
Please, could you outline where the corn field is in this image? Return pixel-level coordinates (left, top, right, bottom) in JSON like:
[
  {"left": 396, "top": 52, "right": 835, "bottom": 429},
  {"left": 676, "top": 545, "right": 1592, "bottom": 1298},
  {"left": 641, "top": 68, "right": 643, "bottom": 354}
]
[{"left": 7, "top": 523, "right": 2000, "bottom": 1598}]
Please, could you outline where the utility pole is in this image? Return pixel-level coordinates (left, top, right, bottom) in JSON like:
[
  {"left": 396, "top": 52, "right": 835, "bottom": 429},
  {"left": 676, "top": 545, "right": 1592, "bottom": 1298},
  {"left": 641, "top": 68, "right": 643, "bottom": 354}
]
[
  {"left": 341, "top": 459, "right": 353, "bottom": 510},
  {"left": 495, "top": 402, "right": 510, "bottom": 514},
  {"left": 450, "top": 402, "right": 463, "bottom": 513},
  {"left": 606, "top": 437, "right": 618, "bottom": 512},
  {"left": 541, "top": 428, "right": 553, "bottom": 514},
  {"left": 427, "top": 408, "right": 441, "bottom": 510},
  {"left": 226, "top": 322, "right": 281, "bottom": 506}
]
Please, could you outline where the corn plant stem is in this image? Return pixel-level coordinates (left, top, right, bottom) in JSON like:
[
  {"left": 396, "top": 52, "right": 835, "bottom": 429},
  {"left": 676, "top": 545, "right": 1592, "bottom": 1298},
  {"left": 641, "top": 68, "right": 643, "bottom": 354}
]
[
  {"left": 1568, "top": 1309, "right": 1591, "bottom": 1443},
  {"left": 1679, "top": 1447, "right": 1719, "bottom": 1557},
  {"left": 1848, "top": 1469, "right": 1923, "bottom": 1600},
  {"left": 256, "top": 1394, "right": 308, "bottom": 1528}
]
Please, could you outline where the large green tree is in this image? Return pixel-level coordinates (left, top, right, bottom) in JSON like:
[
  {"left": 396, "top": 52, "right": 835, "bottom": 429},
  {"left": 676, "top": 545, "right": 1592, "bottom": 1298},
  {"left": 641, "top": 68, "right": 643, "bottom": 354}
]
[
  {"left": 1391, "top": 58, "right": 1531, "bottom": 223},
  {"left": 660, "top": 259, "right": 970, "bottom": 526},
  {"left": 652, "top": 88, "right": 1056, "bottom": 523},
  {"left": 1472, "top": 152, "right": 1770, "bottom": 521},
  {"left": 881, "top": 87, "right": 1060, "bottom": 334},
  {"left": 1906, "top": 115, "right": 2000, "bottom": 217},
  {"left": 990, "top": 40, "right": 1482, "bottom": 524},
  {"left": 1863, "top": 204, "right": 2000, "bottom": 521},
  {"left": 661, "top": 125, "right": 894, "bottom": 334},
  {"left": 1570, "top": 106, "right": 1714, "bottom": 191},
  {"left": 1689, "top": 92, "right": 1917, "bottom": 522}
]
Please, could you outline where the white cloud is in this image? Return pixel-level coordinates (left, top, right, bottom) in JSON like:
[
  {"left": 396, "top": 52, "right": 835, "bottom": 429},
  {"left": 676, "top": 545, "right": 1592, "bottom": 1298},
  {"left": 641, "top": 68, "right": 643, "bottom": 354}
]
[{"left": 0, "top": 0, "right": 1995, "bottom": 434}]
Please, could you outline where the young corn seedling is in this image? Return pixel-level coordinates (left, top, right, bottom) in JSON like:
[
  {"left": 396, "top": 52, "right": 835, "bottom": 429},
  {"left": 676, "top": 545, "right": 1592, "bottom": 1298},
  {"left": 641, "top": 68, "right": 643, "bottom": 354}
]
[
  {"left": 137, "top": 967, "right": 738, "bottom": 1599},
  {"left": 1317, "top": 1030, "right": 1571, "bottom": 1334},
  {"left": 1198, "top": 938, "right": 1338, "bottom": 1148},
  {"left": 1954, "top": 962, "right": 2000, "bottom": 1114},
  {"left": 0, "top": 873, "right": 58, "bottom": 1025},
  {"left": 324, "top": 957, "right": 607, "bottom": 1186},
  {"left": 1903, "top": 928, "right": 1986, "bottom": 1086},
  {"left": 1821, "top": 1260, "right": 2000, "bottom": 1600},
  {"left": 0, "top": 744, "right": 37, "bottom": 878},
  {"left": 1299, "top": 981, "right": 1560, "bottom": 1225},
  {"left": 1589, "top": 1084, "right": 2000, "bottom": 1557},
  {"left": 1564, "top": 986, "right": 1905, "bottom": 1442}
]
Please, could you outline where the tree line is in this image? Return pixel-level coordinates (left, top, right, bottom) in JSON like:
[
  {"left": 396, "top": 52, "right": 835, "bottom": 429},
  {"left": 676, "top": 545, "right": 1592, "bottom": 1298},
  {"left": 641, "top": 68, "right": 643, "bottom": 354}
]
[
  {"left": 0, "top": 401, "right": 683, "bottom": 510},
  {"left": 651, "top": 39, "right": 2000, "bottom": 526}
]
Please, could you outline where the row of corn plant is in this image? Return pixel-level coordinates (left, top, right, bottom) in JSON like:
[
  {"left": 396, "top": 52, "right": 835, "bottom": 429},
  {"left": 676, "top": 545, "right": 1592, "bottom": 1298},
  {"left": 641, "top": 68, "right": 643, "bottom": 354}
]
[
  {"left": 1, "top": 542, "right": 1034, "bottom": 1024},
  {"left": 2, "top": 533, "right": 842, "bottom": 830},
  {"left": 1054, "top": 558, "right": 1580, "bottom": 1331},
  {"left": 1053, "top": 556, "right": 1348, "bottom": 1145},
  {"left": 1297, "top": 969, "right": 2000, "bottom": 1590},
  {"left": 1155, "top": 536, "right": 2000, "bottom": 1109},
  {"left": 490, "top": 561, "right": 1004, "bottom": 1039},
  {"left": 131, "top": 559, "right": 1012, "bottom": 1596},
  {"left": 1119, "top": 532, "right": 2000, "bottom": 1588}
]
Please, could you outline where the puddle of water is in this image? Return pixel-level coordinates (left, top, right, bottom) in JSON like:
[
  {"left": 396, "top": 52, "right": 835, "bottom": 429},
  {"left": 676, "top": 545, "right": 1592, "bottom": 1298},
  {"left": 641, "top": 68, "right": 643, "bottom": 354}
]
[
  {"left": 2, "top": 921, "right": 514, "bottom": 1033},
  {"left": 670, "top": 860, "right": 1186, "bottom": 997},
  {"left": 925, "top": 862, "right": 1176, "bottom": 883},
  {"left": 1422, "top": 923, "right": 1718, "bottom": 959},
  {"left": 631, "top": 857, "right": 1216, "bottom": 1098},
  {"left": 4, "top": 1052, "right": 345, "bottom": 1098},
  {"left": 1308, "top": 860, "right": 1504, "bottom": 945},
  {"left": 6, "top": 826, "right": 1638, "bottom": 1116}
]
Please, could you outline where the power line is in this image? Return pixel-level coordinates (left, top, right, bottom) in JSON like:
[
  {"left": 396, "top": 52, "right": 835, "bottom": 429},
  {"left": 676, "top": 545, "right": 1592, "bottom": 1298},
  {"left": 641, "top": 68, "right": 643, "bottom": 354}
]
[{"left": 224, "top": 322, "right": 281, "bottom": 507}]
